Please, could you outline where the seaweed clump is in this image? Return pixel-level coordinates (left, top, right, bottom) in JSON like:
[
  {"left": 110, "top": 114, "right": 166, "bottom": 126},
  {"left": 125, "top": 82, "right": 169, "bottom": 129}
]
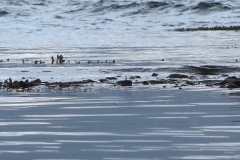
[
  {"left": 175, "top": 25, "right": 240, "bottom": 32},
  {"left": 4, "top": 78, "right": 41, "bottom": 89}
]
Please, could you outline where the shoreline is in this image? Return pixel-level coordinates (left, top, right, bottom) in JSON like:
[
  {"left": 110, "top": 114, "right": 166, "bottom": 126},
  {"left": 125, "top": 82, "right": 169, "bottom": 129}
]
[{"left": 1, "top": 72, "right": 240, "bottom": 94}]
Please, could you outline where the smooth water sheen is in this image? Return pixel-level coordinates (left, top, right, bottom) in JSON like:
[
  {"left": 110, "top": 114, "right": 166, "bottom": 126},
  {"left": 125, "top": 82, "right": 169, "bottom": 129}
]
[
  {"left": 1, "top": 0, "right": 240, "bottom": 159},
  {"left": 1, "top": 87, "right": 240, "bottom": 159},
  {"left": 1, "top": 0, "right": 240, "bottom": 82}
]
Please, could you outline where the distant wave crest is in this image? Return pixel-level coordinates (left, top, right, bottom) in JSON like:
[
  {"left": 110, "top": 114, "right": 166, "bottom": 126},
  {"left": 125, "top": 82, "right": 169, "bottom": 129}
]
[
  {"left": 90, "top": 1, "right": 231, "bottom": 16},
  {"left": 192, "top": 2, "right": 231, "bottom": 11},
  {"left": 0, "top": 0, "right": 234, "bottom": 18}
]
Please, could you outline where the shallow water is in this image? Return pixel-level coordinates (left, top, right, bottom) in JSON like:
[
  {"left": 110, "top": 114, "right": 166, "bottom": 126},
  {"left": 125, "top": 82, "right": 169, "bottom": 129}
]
[
  {"left": 1, "top": 0, "right": 240, "bottom": 82},
  {"left": 1, "top": 31, "right": 240, "bottom": 83},
  {"left": 0, "top": 87, "right": 240, "bottom": 159},
  {"left": 1, "top": 1, "right": 240, "bottom": 159}
]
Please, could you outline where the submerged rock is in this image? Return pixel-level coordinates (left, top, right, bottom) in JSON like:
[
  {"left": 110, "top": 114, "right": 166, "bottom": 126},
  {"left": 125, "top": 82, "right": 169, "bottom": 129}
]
[
  {"left": 106, "top": 77, "right": 118, "bottom": 80},
  {"left": 152, "top": 73, "right": 159, "bottom": 77},
  {"left": 99, "top": 77, "right": 117, "bottom": 83},
  {"left": 117, "top": 80, "right": 132, "bottom": 86},
  {"left": 220, "top": 76, "right": 238, "bottom": 86},
  {"left": 149, "top": 80, "right": 167, "bottom": 84},
  {"left": 226, "top": 83, "right": 239, "bottom": 88},
  {"left": 186, "top": 81, "right": 195, "bottom": 85},
  {"left": 142, "top": 81, "right": 149, "bottom": 85},
  {"left": 99, "top": 79, "right": 108, "bottom": 83},
  {"left": 233, "top": 80, "right": 240, "bottom": 87},
  {"left": 167, "top": 74, "right": 188, "bottom": 79},
  {"left": 129, "top": 76, "right": 141, "bottom": 79}
]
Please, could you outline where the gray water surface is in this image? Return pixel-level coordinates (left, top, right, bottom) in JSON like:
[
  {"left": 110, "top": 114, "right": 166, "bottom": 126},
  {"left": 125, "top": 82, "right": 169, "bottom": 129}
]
[{"left": 0, "top": 87, "right": 240, "bottom": 159}]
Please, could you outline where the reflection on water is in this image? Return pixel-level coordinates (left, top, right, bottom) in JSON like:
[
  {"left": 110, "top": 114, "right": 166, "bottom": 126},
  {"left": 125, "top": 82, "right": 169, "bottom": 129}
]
[
  {"left": 0, "top": 32, "right": 240, "bottom": 83},
  {"left": 0, "top": 87, "right": 240, "bottom": 159}
]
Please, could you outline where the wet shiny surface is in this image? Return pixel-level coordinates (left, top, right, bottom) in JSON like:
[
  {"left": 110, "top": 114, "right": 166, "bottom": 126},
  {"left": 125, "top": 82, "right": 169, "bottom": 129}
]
[
  {"left": 0, "top": 33, "right": 240, "bottom": 83},
  {"left": 1, "top": 0, "right": 240, "bottom": 159},
  {"left": 0, "top": 87, "right": 240, "bottom": 159}
]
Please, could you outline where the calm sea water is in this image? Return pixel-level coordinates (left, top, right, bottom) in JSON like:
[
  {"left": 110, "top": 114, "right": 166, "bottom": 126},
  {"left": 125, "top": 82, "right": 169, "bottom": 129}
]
[
  {"left": 0, "top": 0, "right": 240, "bottom": 82},
  {"left": 0, "top": 87, "right": 240, "bottom": 160},
  {"left": 1, "top": 1, "right": 240, "bottom": 159}
]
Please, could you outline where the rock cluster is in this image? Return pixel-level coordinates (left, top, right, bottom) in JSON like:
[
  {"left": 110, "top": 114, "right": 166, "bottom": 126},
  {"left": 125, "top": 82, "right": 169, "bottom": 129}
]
[
  {"left": 2, "top": 73, "right": 240, "bottom": 91},
  {"left": 220, "top": 76, "right": 240, "bottom": 88}
]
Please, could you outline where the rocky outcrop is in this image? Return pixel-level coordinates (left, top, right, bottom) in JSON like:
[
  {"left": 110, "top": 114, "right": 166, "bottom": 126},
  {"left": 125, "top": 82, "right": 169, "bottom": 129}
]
[
  {"left": 220, "top": 76, "right": 240, "bottom": 88},
  {"left": 116, "top": 80, "right": 132, "bottom": 86},
  {"left": 152, "top": 73, "right": 159, "bottom": 77}
]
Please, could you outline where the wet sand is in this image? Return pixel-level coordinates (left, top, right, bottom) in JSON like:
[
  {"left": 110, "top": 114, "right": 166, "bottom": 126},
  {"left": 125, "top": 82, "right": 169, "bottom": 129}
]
[{"left": 0, "top": 86, "right": 240, "bottom": 159}]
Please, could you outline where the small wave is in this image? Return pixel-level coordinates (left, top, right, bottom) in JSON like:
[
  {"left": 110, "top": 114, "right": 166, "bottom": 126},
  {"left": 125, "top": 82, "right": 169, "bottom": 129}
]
[
  {"left": 92, "top": 1, "right": 170, "bottom": 13},
  {"left": 184, "top": 65, "right": 240, "bottom": 75},
  {"left": 91, "top": 1, "right": 172, "bottom": 17},
  {"left": 92, "top": 2, "right": 140, "bottom": 12},
  {"left": 146, "top": 1, "right": 169, "bottom": 8},
  {"left": 0, "top": 10, "right": 8, "bottom": 16},
  {"left": 192, "top": 2, "right": 231, "bottom": 11},
  {"left": 61, "top": 0, "right": 233, "bottom": 17},
  {"left": 32, "top": 3, "right": 46, "bottom": 6}
]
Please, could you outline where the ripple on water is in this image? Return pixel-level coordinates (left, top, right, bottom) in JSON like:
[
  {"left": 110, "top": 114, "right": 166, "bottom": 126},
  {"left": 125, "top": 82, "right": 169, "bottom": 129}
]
[{"left": 0, "top": 88, "right": 239, "bottom": 159}]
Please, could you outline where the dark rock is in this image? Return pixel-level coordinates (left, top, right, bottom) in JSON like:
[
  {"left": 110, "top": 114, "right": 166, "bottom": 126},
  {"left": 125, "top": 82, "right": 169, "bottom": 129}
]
[
  {"left": 99, "top": 79, "right": 107, "bottom": 83},
  {"left": 106, "top": 77, "right": 118, "bottom": 80},
  {"left": 117, "top": 80, "right": 132, "bottom": 86},
  {"left": 227, "top": 83, "right": 239, "bottom": 88},
  {"left": 81, "top": 79, "right": 96, "bottom": 84},
  {"left": 129, "top": 76, "right": 141, "bottom": 79},
  {"left": 167, "top": 74, "right": 188, "bottom": 79},
  {"left": 168, "top": 79, "right": 178, "bottom": 84},
  {"left": 142, "top": 81, "right": 149, "bottom": 85},
  {"left": 149, "top": 80, "right": 167, "bottom": 84},
  {"left": 233, "top": 80, "right": 240, "bottom": 87},
  {"left": 220, "top": 76, "right": 238, "bottom": 85},
  {"left": 186, "top": 81, "right": 195, "bottom": 85},
  {"left": 152, "top": 73, "right": 159, "bottom": 77}
]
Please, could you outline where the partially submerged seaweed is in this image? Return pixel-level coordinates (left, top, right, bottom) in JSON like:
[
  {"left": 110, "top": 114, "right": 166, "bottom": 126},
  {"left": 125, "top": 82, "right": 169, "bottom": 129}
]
[
  {"left": 2, "top": 66, "right": 240, "bottom": 92},
  {"left": 3, "top": 78, "right": 41, "bottom": 89},
  {"left": 175, "top": 25, "right": 240, "bottom": 32}
]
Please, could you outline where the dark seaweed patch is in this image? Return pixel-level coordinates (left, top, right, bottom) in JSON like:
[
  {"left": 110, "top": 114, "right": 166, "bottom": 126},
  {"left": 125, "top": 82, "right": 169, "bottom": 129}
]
[{"left": 175, "top": 26, "right": 240, "bottom": 32}]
